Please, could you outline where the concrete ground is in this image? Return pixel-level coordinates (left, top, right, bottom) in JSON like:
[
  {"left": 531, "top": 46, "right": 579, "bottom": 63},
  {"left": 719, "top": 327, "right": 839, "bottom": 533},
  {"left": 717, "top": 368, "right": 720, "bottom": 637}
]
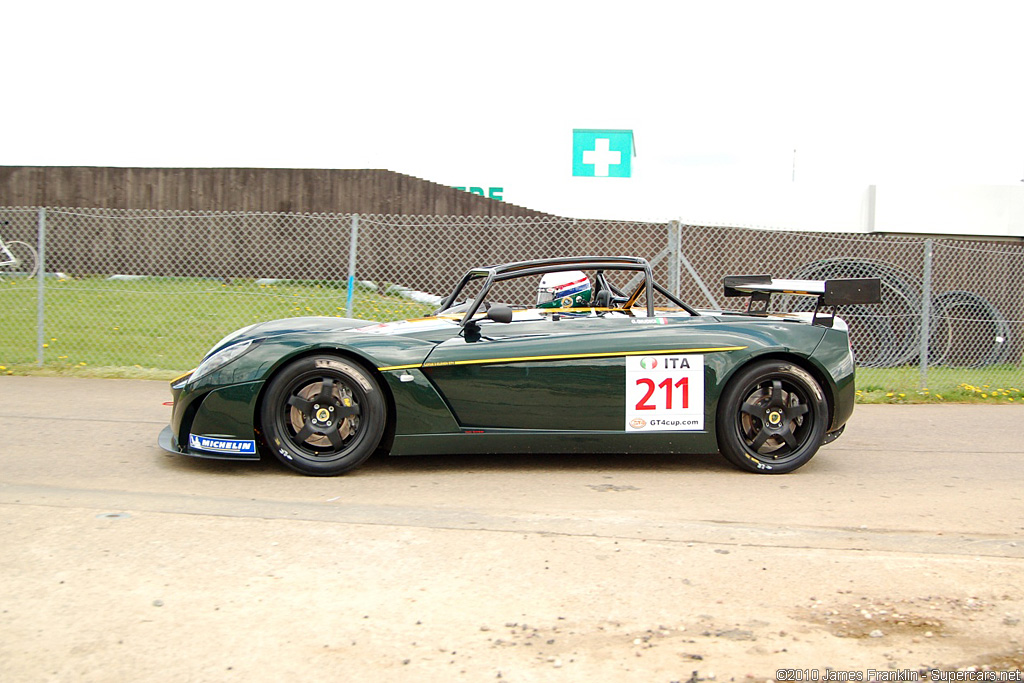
[{"left": 0, "top": 376, "right": 1022, "bottom": 682}]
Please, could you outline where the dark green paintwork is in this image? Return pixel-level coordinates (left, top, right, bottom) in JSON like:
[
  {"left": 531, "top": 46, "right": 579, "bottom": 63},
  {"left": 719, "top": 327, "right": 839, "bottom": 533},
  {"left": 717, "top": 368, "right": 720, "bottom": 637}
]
[
  {"left": 185, "top": 382, "right": 263, "bottom": 460},
  {"left": 160, "top": 257, "right": 864, "bottom": 465},
  {"left": 162, "top": 309, "right": 855, "bottom": 461},
  {"left": 380, "top": 369, "right": 461, "bottom": 435}
]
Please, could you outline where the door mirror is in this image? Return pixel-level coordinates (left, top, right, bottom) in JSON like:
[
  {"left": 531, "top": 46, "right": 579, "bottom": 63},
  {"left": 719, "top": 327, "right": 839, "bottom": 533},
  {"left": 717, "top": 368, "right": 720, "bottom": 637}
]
[
  {"left": 486, "top": 305, "right": 513, "bottom": 324},
  {"left": 462, "top": 305, "right": 514, "bottom": 343}
]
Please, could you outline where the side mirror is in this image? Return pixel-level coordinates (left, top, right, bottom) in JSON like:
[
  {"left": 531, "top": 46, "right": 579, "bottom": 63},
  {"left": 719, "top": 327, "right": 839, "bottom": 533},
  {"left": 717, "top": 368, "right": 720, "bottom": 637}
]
[
  {"left": 462, "top": 305, "right": 514, "bottom": 343},
  {"left": 486, "top": 305, "right": 513, "bottom": 324}
]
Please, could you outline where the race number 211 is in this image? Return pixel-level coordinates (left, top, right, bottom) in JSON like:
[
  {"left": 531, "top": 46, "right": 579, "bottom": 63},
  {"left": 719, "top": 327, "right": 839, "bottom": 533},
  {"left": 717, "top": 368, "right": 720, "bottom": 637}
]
[{"left": 634, "top": 377, "right": 689, "bottom": 411}]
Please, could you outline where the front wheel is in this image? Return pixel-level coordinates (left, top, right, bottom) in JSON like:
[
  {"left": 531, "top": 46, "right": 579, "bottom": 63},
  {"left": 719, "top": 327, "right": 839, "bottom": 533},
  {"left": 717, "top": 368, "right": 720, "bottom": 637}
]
[
  {"left": 716, "top": 360, "right": 828, "bottom": 474},
  {"left": 260, "top": 355, "right": 386, "bottom": 476}
]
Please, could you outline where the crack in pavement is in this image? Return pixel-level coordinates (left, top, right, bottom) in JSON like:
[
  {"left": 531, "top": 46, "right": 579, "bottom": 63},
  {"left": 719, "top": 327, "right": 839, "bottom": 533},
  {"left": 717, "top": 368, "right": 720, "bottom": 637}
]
[{"left": 1, "top": 482, "right": 1021, "bottom": 559}]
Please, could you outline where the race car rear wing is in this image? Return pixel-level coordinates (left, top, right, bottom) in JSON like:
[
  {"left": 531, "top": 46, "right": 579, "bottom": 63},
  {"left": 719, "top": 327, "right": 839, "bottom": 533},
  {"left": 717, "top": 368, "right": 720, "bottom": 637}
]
[{"left": 723, "top": 275, "right": 881, "bottom": 327}]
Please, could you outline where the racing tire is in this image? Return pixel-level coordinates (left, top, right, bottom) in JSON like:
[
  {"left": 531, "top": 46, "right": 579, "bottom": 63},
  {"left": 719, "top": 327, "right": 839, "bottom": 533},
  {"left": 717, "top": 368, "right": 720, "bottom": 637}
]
[
  {"left": 716, "top": 360, "right": 828, "bottom": 474},
  {"left": 260, "top": 355, "right": 386, "bottom": 476}
]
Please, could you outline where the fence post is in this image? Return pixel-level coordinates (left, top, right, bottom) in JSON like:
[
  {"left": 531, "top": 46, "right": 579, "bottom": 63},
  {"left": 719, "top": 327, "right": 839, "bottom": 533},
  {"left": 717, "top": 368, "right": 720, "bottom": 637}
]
[
  {"left": 918, "top": 238, "right": 933, "bottom": 389},
  {"left": 679, "top": 252, "right": 720, "bottom": 310},
  {"left": 36, "top": 207, "right": 46, "bottom": 367},
  {"left": 667, "top": 220, "right": 681, "bottom": 298},
  {"left": 345, "top": 214, "right": 360, "bottom": 318},
  {"left": 671, "top": 224, "right": 721, "bottom": 310}
]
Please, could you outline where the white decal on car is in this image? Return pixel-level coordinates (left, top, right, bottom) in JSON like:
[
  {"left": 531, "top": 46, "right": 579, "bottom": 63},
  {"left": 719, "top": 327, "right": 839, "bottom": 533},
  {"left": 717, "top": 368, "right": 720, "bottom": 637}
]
[{"left": 625, "top": 355, "right": 705, "bottom": 431}]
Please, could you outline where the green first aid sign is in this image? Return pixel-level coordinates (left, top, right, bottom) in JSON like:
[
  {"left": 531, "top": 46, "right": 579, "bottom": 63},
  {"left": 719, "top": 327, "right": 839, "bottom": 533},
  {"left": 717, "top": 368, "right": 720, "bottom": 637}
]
[{"left": 572, "top": 129, "right": 634, "bottom": 178}]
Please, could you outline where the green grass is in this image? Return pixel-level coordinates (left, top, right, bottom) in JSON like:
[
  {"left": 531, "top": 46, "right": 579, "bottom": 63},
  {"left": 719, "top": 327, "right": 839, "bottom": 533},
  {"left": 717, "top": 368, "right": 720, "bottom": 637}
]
[
  {"left": 856, "top": 365, "right": 1023, "bottom": 404},
  {"left": 0, "top": 276, "right": 434, "bottom": 378},
  {"left": 2, "top": 276, "right": 1022, "bottom": 402}
]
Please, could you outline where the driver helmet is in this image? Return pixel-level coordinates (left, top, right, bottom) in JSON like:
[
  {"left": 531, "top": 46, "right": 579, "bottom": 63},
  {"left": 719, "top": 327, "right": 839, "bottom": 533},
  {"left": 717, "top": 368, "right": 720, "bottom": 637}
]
[{"left": 537, "top": 270, "right": 592, "bottom": 309}]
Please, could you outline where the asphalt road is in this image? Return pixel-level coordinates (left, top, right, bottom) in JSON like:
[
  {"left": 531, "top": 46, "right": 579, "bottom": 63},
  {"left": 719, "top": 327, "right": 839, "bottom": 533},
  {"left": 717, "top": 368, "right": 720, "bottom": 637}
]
[{"left": 1, "top": 376, "right": 1022, "bottom": 681}]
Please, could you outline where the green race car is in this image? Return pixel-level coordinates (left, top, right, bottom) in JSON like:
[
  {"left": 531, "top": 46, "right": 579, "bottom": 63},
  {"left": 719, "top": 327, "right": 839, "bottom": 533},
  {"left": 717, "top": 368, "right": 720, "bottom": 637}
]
[{"left": 158, "top": 256, "right": 880, "bottom": 475}]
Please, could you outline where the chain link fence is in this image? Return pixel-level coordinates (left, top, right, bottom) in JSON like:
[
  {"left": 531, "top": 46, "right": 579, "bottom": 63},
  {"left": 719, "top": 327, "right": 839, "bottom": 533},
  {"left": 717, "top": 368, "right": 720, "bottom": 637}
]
[{"left": 1, "top": 207, "right": 1021, "bottom": 398}]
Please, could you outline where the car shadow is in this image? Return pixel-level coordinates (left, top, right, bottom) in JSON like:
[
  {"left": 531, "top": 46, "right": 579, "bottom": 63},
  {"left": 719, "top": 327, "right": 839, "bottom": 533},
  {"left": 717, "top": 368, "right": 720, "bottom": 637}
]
[
  {"left": 156, "top": 449, "right": 284, "bottom": 477},
  {"left": 157, "top": 447, "right": 735, "bottom": 478},
  {"left": 357, "top": 450, "right": 733, "bottom": 476}
]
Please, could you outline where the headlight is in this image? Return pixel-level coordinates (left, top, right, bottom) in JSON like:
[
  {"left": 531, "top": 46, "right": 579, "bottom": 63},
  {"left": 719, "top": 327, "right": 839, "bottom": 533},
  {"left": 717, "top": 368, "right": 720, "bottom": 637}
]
[
  {"left": 209, "top": 323, "right": 259, "bottom": 351},
  {"left": 190, "top": 339, "right": 259, "bottom": 383}
]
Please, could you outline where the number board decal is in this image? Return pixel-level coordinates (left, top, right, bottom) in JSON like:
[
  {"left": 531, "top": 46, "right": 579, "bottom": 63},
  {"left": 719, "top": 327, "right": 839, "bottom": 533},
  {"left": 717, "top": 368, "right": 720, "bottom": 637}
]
[{"left": 625, "top": 355, "right": 704, "bottom": 431}]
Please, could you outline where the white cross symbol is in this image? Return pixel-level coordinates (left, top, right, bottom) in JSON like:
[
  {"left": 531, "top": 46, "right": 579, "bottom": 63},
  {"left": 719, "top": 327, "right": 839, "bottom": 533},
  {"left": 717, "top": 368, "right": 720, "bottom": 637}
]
[{"left": 582, "top": 138, "right": 621, "bottom": 177}]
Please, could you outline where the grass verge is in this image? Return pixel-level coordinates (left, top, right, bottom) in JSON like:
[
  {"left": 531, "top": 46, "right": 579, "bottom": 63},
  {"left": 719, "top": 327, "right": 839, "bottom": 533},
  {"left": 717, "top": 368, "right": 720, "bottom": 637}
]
[{"left": 2, "top": 276, "right": 1022, "bottom": 402}]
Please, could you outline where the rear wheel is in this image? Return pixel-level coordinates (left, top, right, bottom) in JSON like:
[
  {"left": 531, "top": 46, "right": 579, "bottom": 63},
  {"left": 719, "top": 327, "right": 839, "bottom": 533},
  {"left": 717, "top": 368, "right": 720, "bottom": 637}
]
[
  {"left": 260, "top": 355, "right": 386, "bottom": 476},
  {"left": 716, "top": 360, "right": 828, "bottom": 474}
]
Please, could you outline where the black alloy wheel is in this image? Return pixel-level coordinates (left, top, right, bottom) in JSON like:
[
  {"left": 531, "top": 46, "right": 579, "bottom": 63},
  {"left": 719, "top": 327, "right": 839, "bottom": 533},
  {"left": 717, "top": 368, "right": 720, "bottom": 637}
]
[
  {"left": 716, "top": 360, "right": 828, "bottom": 474},
  {"left": 260, "top": 355, "right": 386, "bottom": 476}
]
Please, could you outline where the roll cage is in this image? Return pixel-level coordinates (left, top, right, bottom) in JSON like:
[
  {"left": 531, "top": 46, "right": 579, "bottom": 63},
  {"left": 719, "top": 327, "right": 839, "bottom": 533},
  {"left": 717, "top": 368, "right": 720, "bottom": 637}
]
[{"left": 434, "top": 256, "right": 699, "bottom": 329}]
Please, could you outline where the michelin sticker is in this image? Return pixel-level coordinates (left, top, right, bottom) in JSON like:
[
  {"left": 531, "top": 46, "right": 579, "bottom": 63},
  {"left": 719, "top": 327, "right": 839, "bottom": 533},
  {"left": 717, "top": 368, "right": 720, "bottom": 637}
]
[
  {"left": 625, "top": 355, "right": 704, "bottom": 431},
  {"left": 189, "top": 434, "right": 257, "bottom": 455}
]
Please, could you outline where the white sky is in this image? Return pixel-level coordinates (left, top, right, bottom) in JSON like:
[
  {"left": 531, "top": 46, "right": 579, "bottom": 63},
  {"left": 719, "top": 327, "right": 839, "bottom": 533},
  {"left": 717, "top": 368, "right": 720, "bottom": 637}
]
[{"left": 3, "top": 0, "right": 1023, "bottom": 222}]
